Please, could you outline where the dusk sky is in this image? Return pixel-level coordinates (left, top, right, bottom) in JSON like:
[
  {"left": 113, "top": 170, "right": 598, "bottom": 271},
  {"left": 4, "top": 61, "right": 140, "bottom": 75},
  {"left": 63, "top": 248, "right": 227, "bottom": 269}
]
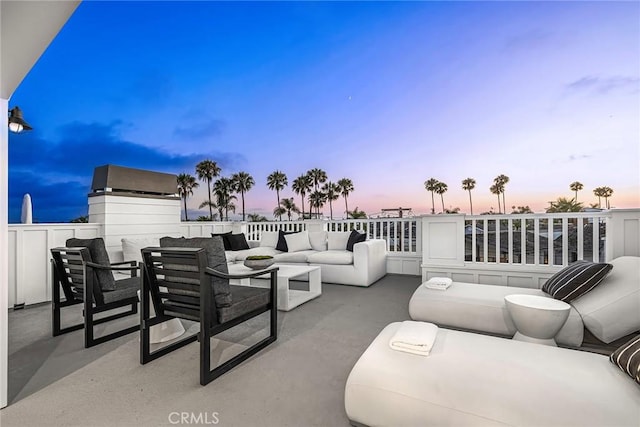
[{"left": 8, "top": 1, "right": 640, "bottom": 223}]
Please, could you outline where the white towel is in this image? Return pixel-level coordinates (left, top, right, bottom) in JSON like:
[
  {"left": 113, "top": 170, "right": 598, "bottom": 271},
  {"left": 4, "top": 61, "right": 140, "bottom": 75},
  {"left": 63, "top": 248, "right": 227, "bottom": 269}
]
[
  {"left": 389, "top": 321, "right": 439, "bottom": 356},
  {"left": 424, "top": 277, "right": 452, "bottom": 290}
]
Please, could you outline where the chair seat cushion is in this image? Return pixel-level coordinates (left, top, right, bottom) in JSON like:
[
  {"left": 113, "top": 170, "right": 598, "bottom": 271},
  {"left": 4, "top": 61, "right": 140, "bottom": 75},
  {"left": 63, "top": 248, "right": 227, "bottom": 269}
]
[
  {"left": 102, "top": 276, "right": 139, "bottom": 304},
  {"left": 217, "top": 285, "right": 271, "bottom": 324},
  {"left": 66, "top": 238, "right": 116, "bottom": 291},
  {"left": 306, "top": 250, "right": 353, "bottom": 265}
]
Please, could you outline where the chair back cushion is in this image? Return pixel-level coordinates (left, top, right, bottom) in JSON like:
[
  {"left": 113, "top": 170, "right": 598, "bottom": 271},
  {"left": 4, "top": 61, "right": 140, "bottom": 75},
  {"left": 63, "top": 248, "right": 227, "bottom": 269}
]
[
  {"left": 160, "top": 237, "right": 232, "bottom": 307},
  {"left": 66, "top": 238, "right": 116, "bottom": 291}
]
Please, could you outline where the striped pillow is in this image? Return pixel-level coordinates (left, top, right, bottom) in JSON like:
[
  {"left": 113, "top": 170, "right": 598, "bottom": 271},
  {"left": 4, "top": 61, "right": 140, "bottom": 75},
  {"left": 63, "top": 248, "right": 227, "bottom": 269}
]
[
  {"left": 542, "top": 260, "right": 612, "bottom": 302},
  {"left": 610, "top": 335, "right": 640, "bottom": 384}
]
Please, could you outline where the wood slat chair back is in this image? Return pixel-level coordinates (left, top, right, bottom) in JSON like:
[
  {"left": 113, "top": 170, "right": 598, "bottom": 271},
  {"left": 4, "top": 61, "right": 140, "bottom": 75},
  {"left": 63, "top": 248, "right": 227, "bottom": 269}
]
[
  {"left": 50, "top": 247, "right": 139, "bottom": 348},
  {"left": 140, "top": 246, "right": 278, "bottom": 385}
]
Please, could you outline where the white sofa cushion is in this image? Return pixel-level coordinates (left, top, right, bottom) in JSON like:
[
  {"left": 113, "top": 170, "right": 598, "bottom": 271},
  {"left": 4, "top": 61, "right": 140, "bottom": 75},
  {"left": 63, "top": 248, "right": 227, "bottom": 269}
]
[
  {"left": 284, "top": 230, "right": 312, "bottom": 252},
  {"left": 122, "top": 237, "right": 160, "bottom": 263},
  {"left": 572, "top": 256, "right": 640, "bottom": 343},
  {"left": 308, "top": 231, "right": 328, "bottom": 251},
  {"left": 274, "top": 250, "right": 317, "bottom": 263},
  {"left": 328, "top": 232, "right": 351, "bottom": 250},
  {"left": 307, "top": 250, "right": 353, "bottom": 265},
  {"left": 259, "top": 231, "right": 279, "bottom": 248}
]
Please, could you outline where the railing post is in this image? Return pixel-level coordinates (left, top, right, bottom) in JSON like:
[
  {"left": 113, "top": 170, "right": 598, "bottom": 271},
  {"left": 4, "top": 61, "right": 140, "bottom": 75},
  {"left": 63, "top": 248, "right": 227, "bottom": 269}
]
[
  {"left": 605, "top": 209, "right": 640, "bottom": 261},
  {"left": 420, "top": 214, "right": 466, "bottom": 280}
]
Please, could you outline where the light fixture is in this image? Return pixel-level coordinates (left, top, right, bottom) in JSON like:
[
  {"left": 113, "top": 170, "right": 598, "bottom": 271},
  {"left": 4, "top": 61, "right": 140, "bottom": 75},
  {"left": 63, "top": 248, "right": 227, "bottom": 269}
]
[{"left": 8, "top": 106, "right": 33, "bottom": 133}]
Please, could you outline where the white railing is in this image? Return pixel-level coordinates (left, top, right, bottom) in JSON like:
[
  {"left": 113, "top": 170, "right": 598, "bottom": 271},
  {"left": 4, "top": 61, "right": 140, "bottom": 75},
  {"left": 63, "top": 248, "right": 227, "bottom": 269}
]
[
  {"left": 245, "top": 220, "right": 307, "bottom": 241},
  {"left": 328, "top": 218, "right": 420, "bottom": 254},
  {"left": 463, "top": 212, "right": 610, "bottom": 267}
]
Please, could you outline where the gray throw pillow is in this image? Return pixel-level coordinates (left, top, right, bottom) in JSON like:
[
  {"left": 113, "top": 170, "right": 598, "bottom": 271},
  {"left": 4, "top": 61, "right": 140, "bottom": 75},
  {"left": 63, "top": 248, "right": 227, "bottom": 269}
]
[
  {"left": 610, "top": 335, "right": 640, "bottom": 385},
  {"left": 541, "top": 260, "right": 612, "bottom": 302},
  {"left": 66, "top": 238, "right": 116, "bottom": 291},
  {"left": 159, "top": 236, "right": 232, "bottom": 307}
]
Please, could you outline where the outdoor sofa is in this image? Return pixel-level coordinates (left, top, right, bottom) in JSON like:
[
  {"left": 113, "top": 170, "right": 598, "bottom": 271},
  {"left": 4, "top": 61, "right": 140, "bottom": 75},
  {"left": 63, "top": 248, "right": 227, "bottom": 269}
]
[
  {"left": 408, "top": 256, "right": 640, "bottom": 347},
  {"left": 344, "top": 322, "right": 640, "bottom": 427},
  {"left": 121, "top": 229, "right": 387, "bottom": 287}
]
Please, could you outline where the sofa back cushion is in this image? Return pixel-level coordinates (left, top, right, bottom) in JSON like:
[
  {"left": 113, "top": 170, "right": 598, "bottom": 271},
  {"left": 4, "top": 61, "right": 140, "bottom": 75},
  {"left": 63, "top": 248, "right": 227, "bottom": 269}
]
[
  {"left": 66, "top": 238, "right": 116, "bottom": 291},
  {"left": 309, "top": 231, "right": 328, "bottom": 251},
  {"left": 284, "top": 231, "right": 312, "bottom": 252},
  {"left": 259, "top": 231, "right": 279, "bottom": 248},
  {"left": 328, "top": 232, "right": 351, "bottom": 251},
  {"left": 571, "top": 256, "right": 640, "bottom": 343},
  {"left": 122, "top": 237, "right": 161, "bottom": 264},
  {"left": 159, "top": 236, "right": 232, "bottom": 308}
]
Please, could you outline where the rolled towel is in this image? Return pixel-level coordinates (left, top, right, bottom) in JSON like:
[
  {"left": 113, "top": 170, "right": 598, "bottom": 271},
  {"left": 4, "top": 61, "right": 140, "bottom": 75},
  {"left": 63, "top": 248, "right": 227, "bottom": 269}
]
[
  {"left": 389, "top": 321, "right": 439, "bottom": 356},
  {"left": 424, "top": 277, "right": 452, "bottom": 290}
]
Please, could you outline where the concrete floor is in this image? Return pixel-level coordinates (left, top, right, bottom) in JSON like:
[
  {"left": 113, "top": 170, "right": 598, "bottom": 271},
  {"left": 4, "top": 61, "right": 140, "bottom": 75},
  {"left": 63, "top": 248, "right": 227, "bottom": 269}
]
[{"left": 1, "top": 274, "right": 421, "bottom": 427}]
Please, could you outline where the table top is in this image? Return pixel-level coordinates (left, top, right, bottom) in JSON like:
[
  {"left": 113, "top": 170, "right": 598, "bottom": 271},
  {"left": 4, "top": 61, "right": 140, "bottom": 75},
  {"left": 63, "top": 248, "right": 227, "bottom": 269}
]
[
  {"left": 227, "top": 263, "right": 320, "bottom": 279},
  {"left": 504, "top": 294, "right": 571, "bottom": 311}
]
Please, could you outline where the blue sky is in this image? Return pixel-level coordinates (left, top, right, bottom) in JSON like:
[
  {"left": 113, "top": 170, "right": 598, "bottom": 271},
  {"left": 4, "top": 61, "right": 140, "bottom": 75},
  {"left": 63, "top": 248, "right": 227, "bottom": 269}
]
[{"left": 8, "top": 1, "right": 640, "bottom": 222}]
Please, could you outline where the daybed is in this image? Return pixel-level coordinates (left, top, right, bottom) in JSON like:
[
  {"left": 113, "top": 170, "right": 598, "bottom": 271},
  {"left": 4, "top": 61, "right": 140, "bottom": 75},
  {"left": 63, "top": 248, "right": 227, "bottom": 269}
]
[
  {"left": 409, "top": 256, "right": 640, "bottom": 347},
  {"left": 121, "top": 230, "right": 387, "bottom": 287},
  {"left": 344, "top": 322, "right": 640, "bottom": 427}
]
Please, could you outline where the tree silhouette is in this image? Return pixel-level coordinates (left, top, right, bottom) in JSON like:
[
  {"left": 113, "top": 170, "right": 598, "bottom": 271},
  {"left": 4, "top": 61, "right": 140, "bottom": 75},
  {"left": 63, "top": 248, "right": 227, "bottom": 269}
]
[
  {"left": 278, "top": 197, "right": 300, "bottom": 221},
  {"left": 267, "top": 170, "right": 288, "bottom": 220},
  {"left": 546, "top": 197, "right": 583, "bottom": 213},
  {"left": 424, "top": 178, "right": 439, "bottom": 215},
  {"left": 569, "top": 181, "right": 584, "bottom": 202},
  {"left": 490, "top": 183, "right": 503, "bottom": 214},
  {"left": 231, "top": 171, "right": 254, "bottom": 221},
  {"left": 309, "top": 190, "right": 327, "bottom": 218},
  {"left": 602, "top": 186, "right": 614, "bottom": 209},
  {"left": 322, "top": 181, "right": 340, "bottom": 220},
  {"left": 347, "top": 206, "right": 367, "bottom": 219},
  {"left": 593, "top": 187, "right": 605, "bottom": 208},
  {"left": 461, "top": 178, "right": 476, "bottom": 215},
  {"left": 195, "top": 160, "right": 220, "bottom": 220},
  {"left": 292, "top": 174, "right": 312, "bottom": 220},
  {"left": 434, "top": 181, "right": 448, "bottom": 213},
  {"left": 213, "top": 177, "right": 236, "bottom": 221},
  {"left": 307, "top": 168, "right": 327, "bottom": 191},
  {"left": 177, "top": 173, "right": 199, "bottom": 221},
  {"left": 337, "top": 178, "right": 354, "bottom": 219},
  {"left": 494, "top": 174, "right": 509, "bottom": 213}
]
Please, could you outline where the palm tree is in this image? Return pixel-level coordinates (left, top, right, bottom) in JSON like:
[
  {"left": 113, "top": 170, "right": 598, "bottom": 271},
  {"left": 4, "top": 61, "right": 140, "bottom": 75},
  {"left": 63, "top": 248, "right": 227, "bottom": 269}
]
[
  {"left": 546, "top": 197, "right": 583, "bottom": 213},
  {"left": 307, "top": 168, "right": 327, "bottom": 191},
  {"left": 569, "top": 181, "right": 584, "bottom": 202},
  {"left": 494, "top": 174, "right": 510, "bottom": 213},
  {"left": 490, "top": 183, "right": 503, "bottom": 214},
  {"left": 593, "top": 186, "right": 605, "bottom": 208},
  {"left": 434, "top": 181, "right": 448, "bottom": 213},
  {"left": 213, "top": 177, "right": 236, "bottom": 221},
  {"left": 266, "top": 170, "right": 288, "bottom": 220},
  {"left": 278, "top": 197, "right": 300, "bottom": 221},
  {"left": 309, "top": 190, "right": 327, "bottom": 218},
  {"left": 347, "top": 207, "right": 367, "bottom": 219},
  {"left": 602, "top": 186, "right": 614, "bottom": 209},
  {"left": 337, "top": 178, "right": 354, "bottom": 219},
  {"left": 424, "top": 178, "right": 439, "bottom": 215},
  {"left": 231, "top": 171, "right": 254, "bottom": 221},
  {"left": 247, "top": 213, "right": 268, "bottom": 222},
  {"left": 292, "top": 175, "right": 312, "bottom": 220},
  {"left": 272, "top": 206, "right": 287, "bottom": 220},
  {"left": 322, "top": 181, "right": 340, "bottom": 220},
  {"left": 198, "top": 200, "right": 217, "bottom": 220},
  {"left": 461, "top": 178, "right": 476, "bottom": 215},
  {"left": 177, "top": 173, "right": 199, "bottom": 221},
  {"left": 195, "top": 160, "right": 221, "bottom": 220}
]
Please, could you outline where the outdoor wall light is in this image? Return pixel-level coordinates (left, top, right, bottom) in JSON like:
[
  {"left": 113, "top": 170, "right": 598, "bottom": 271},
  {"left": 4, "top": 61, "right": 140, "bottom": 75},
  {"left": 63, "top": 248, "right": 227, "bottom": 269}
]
[{"left": 8, "top": 106, "right": 33, "bottom": 133}]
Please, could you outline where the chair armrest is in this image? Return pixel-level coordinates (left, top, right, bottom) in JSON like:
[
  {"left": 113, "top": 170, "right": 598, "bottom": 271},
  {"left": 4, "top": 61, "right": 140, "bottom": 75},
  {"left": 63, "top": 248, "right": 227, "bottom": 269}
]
[
  {"left": 110, "top": 260, "right": 138, "bottom": 277},
  {"left": 204, "top": 266, "right": 279, "bottom": 280},
  {"left": 85, "top": 261, "right": 140, "bottom": 273}
]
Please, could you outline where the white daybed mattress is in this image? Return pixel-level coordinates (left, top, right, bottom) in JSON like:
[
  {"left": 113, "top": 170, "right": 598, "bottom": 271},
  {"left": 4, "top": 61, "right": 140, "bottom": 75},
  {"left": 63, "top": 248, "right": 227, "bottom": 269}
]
[{"left": 345, "top": 322, "right": 640, "bottom": 427}]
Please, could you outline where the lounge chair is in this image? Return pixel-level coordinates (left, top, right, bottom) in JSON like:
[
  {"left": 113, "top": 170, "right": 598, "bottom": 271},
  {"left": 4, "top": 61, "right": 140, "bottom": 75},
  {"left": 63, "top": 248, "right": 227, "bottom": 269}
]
[
  {"left": 51, "top": 237, "right": 140, "bottom": 348},
  {"left": 345, "top": 322, "right": 640, "bottom": 427},
  {"left": 409, "top": 256, "right": 640, "bottom": 347},
  {"left": 139, "top": 239, "right": 277, "bottom": 385}
]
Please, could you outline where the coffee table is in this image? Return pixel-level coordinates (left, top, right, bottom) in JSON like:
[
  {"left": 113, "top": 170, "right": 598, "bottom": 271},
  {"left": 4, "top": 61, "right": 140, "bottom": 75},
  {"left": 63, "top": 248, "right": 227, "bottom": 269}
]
[
  {"left": 227, "top": 264, "right": 322, "bottom": 311},
  {"left": 504, "top": 294, "right": 571, "bottom": 346}
]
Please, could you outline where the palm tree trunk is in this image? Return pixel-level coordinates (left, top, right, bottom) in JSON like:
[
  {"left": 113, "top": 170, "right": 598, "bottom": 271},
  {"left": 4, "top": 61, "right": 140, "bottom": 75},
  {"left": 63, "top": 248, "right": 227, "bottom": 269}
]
[
  {"left": 241, "top": 191, "right": 246, "bottom": 221},
  {"left": 574, "top": 190, "right": 578, "bottom": 201},
  {"left": 276, "top": 190, "right": 281, "bottom": 220},
  {"left": 183, "top": 196, "right": 188, "bottom": 221},
  {"left": 502, "top": 192, "right": 506, "bottom": 214},
  {"left": 430, "top": 192, "right": 435, "bottom": 215},
  {"left": 497, "top": 194, "right": 501, "bottom": 214},
  {"left": 468, "top": 190, "right": 473, "bottom": 215},
  {"left": 207, "top": 178, "right": 213, "bottom": 220},
  {"left": 598, "top": 196, "right": 601, "bottom": 208},
  {"left": 344, "top": 197, "right": 349, "bottom": 219},
  {"left": 440, "top": 194, "right": 445, "bottom": 213},
  {"left": 329, "top": 201, "right": 333, "bottom": 220},
  {"left": 301, "top": 196, "right": 305, "bottom": 220}
]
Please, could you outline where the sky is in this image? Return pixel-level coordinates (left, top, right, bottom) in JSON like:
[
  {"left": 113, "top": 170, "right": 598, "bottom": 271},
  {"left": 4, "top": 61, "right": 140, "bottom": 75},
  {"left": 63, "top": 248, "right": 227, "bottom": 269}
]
[{"left": 8, "top": 1, "right": 640, "bottom": 223}]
